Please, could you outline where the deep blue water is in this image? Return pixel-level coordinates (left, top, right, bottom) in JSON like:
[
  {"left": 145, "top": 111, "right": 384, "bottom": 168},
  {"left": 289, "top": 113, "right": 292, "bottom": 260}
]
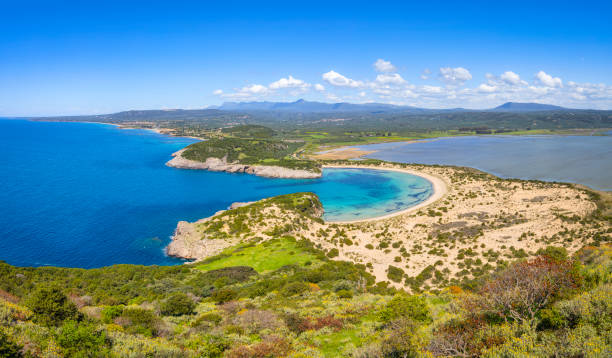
[
  {"left": 0, "top": 120, "right": 432, "bottom": 268},
  {"left": 356, "top": 134, "right": 612, "bottom": 191}
]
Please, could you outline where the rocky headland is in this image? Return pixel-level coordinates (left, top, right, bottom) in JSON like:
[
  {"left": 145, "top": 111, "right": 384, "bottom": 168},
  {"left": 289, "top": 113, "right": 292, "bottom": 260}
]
[{"left": 166, "top": 149, "right": 322, "bottom": 179}]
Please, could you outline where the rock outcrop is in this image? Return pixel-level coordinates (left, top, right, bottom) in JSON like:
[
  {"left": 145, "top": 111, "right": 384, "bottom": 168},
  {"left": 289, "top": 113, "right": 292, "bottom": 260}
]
[
  {"left": 166, "top": 149, "right": 321, "bottom": 179},
  {"left": 166, "top": 219, "right": 235, "bottom": 260}
]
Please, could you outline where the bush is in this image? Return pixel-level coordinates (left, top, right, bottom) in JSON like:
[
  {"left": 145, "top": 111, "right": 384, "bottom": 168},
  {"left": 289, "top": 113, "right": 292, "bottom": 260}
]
[
  {"left": 327, "top": 248, "right": 339, "bottom": 258},
  {"left": 536, "top": 246, "right": 569, "bottom": 262},
  {"left": 57, "top": 320, "right": 108, "bottom": 357},
  {"left": 100, "top": 305, "right": 124, "bottom": 324},
  {"left": 378, "top": 294, "right": 430, "bottom": 323},
  {"left": 26, "top": 287, "right": 81, "bottom": 326},
  {"left": 387, "top": 265, "right": 404, "bottom": 283},
  {"left": 160, "top": 292, "right": 196, "bottom": 316},
  {"left": 211, "top": 288, "right": 238, "bottom": 304},
  {"left": 119, "top": 307, "right": 159, "bottom": 337},
  {"left": 195, "top": 312, "right": 223, "bottom": 326},
  {"left": 0, "top": 329, "right": 22, "bottom": 358},
  {"left": 336, "top": 289, "right": 353, "bottom": 299},
  {"left": 281, "top": 282, "right": 309, "bottom": 296}
]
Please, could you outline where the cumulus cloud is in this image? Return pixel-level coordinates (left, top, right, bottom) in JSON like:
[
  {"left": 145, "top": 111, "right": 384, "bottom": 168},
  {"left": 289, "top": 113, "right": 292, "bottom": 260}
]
[
  {"left": 211, "top": 63, "right": 612, "bottom": 109},
  {"left": 373, "top": 59, "right": 396, "bottom": 73},
  {"left": 269, "top": 75, "right": 309, "bottom": 89},
  {"left": 478, "top": 83, "right": 497, "bottom": 93},
  {"left": 241, "top": 84, "right": 268, "bottom": 94},
  {"left": 375, "top": 73, "right": 406, "bottom": 85},
  {"left": 500, "top": 71, "right": 524, "bottom": 85},
  {"left": 439, "top": 67, "right": 472, "bottom": 86},
  {"left": 322, "top": 70, "right": 364, "bottom": 88},
  {"left": 535, "top": 71, "right": 563, "bottom": 88}
]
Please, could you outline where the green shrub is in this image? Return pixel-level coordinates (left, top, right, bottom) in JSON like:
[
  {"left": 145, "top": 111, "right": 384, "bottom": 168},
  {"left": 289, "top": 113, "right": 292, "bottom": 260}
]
[
  {"left": 0, "top": 329, "right": 22, "bottom": 358},
  {"left": 119, "top": 307, "right": 158, "bottom": 337},
  {"left": 327, "top": 248, "right": 339, "bottom": 258},
  {"left": 100, "top": 305, "right": 124, "bottom": 324},
  {"left": 57, "top": 320, "right": 108, "bottom": 357},
  {"left": 281, "top": 282, "right": 309, "bottom": 296},
  {"left": 387, "top": 265, "right": 404, "bottom": 283},
  {"left": 211, "top": 288, "right": 238, "bottom": 304},
  {"left": 160, "top": 292, "right": 196, "bottom": 316},
  {"left": 536, "top": 246, "right": 569, "bottom": 262},
  {"left": 26, "top": 287, "right": 81, "bottom": 326},
  {"left": 378, "top": 294, "right": 430, "bottom": 323},
  {"left": 336, "top": 289, "right": 353, "bottom": 299},
  {"left": 195, "top": 312, "right": 223, "bottom": 326}
]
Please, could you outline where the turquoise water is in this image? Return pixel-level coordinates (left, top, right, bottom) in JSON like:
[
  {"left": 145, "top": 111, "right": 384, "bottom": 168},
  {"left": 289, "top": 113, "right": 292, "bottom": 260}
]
[
  {"left": 356, "top": 134, "right": 612, "bottom": 191},
  {"left": 0, "top": 119, "right": 432, "bottom": 268}
]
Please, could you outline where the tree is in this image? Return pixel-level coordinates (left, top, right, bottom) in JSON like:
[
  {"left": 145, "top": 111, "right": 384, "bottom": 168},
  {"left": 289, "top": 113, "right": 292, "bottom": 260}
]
[
  {"left": 466, "top": 256, "right": 577, "bottom": 327},
  {"left": 26, "top": 286, "right": 80, "bottom": 326},
  {"left": 160, "top": 292, "right": 196, "bottom": 316}
]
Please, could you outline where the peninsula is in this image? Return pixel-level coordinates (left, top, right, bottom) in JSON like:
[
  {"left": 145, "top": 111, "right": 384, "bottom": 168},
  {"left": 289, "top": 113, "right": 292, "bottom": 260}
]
[
  {"left": 167, "top": 160, "right": 609, "bottom": 291},
  {"left": 166, "top": 133, "right": 322, "bottom": 179}
]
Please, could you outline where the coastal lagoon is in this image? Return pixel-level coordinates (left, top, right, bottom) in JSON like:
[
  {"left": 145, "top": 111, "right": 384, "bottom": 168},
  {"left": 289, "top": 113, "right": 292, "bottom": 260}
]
[
  {"left": 356, "top": 134, "right": 612, "bottom": 191},
  {"left": 0, "top": 120, "right": 432, "bottom": 268}
]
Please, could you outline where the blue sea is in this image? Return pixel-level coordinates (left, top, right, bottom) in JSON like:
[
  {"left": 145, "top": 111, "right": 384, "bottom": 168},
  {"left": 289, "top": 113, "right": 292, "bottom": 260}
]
[
  {"left": 356, "top": 134, "right": 612, "bottom": 192},
  {"left": 0, "top": 119, "right": 432, "bottom": 268}
]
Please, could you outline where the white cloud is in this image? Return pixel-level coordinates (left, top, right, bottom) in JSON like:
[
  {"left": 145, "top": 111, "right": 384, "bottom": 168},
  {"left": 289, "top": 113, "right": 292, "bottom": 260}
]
[
  {"left": 322, "top": 70, "right": 364, "bottom": 88},
  {"left": 373, "top": 59, "right": 396, "bottom": 73},
  {"left": 500, "top": 71, "right": 523, "bottom": 85},
  {"left": 478, "top": 83, "right": 497, "bottom": 93},
  {"left": 269, "top": 75, "right": 309, "bottom": 89},
  {"left": 211, "top": 64, "right": 612, "bottom": 109},
  {"left": 219, "top": 84, "right": 269, "bottom": 99},
  {"left": 528, "top": 86, "right": 549, "bottom": 95},
  {"left": 375, "top": 73, "right": 406, "bottom": 85},
  {"left": 535, "top": 71, "right": 563, "bottom": 88},
  {"left": 420, "top": 68, "right": 431, "bottom": 80},
  {"left": 241, "top": 84, "right": 268, "bottom": 94},
  {"left": 422, "top": 85, "right": 443, "bottom": 94},
  {"left": 439, "top": 67, "right": 472, "bottom": 85}
]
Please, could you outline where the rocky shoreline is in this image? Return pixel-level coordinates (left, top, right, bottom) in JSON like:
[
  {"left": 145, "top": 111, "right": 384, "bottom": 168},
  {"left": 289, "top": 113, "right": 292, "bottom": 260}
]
[{"left": 165, "top": 149, "right": 322, "bottom": 179}]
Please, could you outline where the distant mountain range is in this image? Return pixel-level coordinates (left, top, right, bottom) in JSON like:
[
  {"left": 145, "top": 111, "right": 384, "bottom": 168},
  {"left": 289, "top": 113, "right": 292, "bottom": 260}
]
[
  {"left": 490, "top": 102, "right": 568, "bottom": 112},
  {"left": 215, "top": 99, "right": 571, "bottom": 113},
  {"left": 31, "top": 101, "right": 591, "bottom": 125}
]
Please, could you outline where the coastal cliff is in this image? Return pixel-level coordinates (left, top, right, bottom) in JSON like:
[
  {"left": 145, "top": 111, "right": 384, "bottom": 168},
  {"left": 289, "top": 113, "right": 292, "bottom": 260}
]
[
  {"left": 166, "top": 192, "right": 324, "bottom": 261},
  {"left": 166, "top": 149, "right": 321, "bottom": 179}
]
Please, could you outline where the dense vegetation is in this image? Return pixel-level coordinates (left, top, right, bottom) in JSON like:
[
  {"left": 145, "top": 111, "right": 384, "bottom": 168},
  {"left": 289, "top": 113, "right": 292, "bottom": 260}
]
[
  {"left": 35, "top": 106, "right": 612, "bottom": 154},
  {"left": 181, "top": 137, "right": 320, "bottom": 172},
  {"left": 1, "top": 241, "right": 610, "bottom": 357}
]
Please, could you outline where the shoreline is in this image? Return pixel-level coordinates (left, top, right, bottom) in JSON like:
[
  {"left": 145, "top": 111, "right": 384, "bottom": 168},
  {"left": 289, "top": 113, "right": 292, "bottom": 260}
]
[
  {"left": 321, "top": 164, "right": 448, "bottom": 223},
  {"left": 166, "top": 148, "right": 323, "bottom": 179}
]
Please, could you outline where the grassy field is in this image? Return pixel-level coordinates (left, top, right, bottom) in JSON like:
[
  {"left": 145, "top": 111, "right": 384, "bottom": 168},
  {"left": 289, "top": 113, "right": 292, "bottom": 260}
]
[{"left": 195, "top": 236, "right": 322, "bottom": 273}]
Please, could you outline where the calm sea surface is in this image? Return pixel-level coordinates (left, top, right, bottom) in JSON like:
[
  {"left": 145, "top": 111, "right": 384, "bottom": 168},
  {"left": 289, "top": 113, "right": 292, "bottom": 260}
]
[
  {"left": 0, "top": 119, "right": 431, "bottom": 268},
  {"left": 356, "top": 134, "right": 612, "bottom": 191}
]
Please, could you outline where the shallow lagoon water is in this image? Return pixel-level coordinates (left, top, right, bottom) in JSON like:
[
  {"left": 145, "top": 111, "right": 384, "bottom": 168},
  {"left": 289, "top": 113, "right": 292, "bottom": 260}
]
[
  {"left": 356, "top": 134, "right": 612, "bottom": 191},
  {"left": 0, "top": 120, "right": 431, "bottom": 268}
]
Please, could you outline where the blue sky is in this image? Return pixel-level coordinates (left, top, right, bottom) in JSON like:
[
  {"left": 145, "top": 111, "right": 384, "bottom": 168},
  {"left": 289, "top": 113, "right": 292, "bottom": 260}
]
[{"left": 1, "top": 0, "right": 611, "bottom": 116}]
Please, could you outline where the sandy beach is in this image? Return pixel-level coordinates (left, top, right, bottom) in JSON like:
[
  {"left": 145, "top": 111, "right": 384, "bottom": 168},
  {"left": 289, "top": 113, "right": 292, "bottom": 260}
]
[{"left": 168, "top": 160, "right": 606, "bottom": 289}]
